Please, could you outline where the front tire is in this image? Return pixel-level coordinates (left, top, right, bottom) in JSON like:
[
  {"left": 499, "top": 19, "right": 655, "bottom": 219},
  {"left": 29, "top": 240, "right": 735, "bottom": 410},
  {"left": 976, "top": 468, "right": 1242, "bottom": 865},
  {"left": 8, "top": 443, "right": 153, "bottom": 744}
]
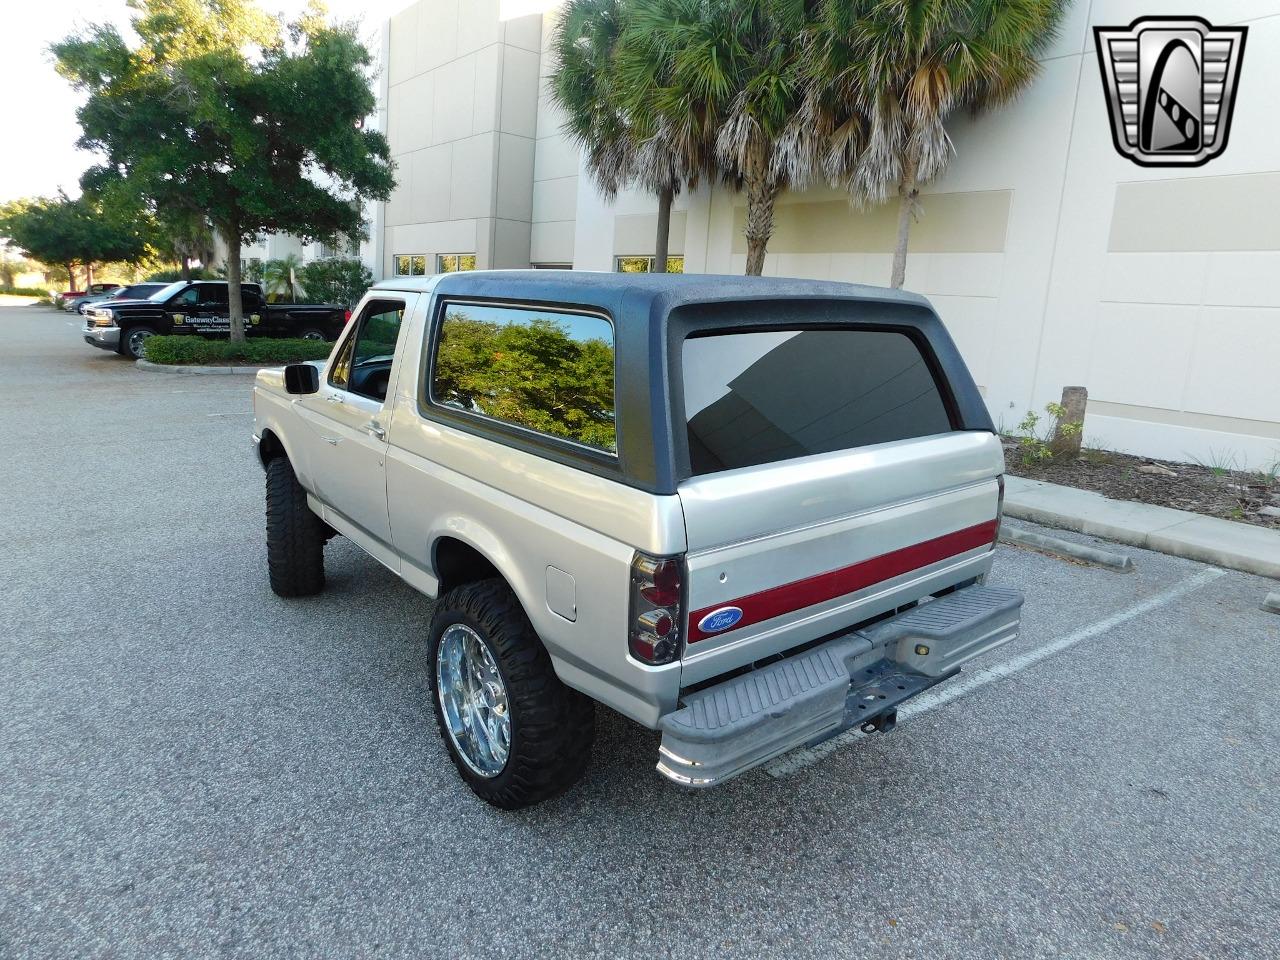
[
  {"left": 120, "top": 324, "right": 156, "bottom": 360},
  {"left": 265, "top": 457, "right": 326, "bottom": 597},
  {"left": 427, "top": 579, "right": 594, "bottom": 809}
]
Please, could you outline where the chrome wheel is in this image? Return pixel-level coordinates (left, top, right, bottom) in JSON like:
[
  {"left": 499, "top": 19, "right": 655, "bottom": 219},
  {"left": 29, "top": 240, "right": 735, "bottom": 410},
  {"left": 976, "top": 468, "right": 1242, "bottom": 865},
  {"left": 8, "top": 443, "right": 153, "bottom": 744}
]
[
  {"left": 127, "top": 328, "right": 153, "bottom": 358},
  {"left": 435, "top": 623, "right": 511, "bottom": 777},
  {"left": 301, "top": 330, "right": 325, "bottom": 341}
]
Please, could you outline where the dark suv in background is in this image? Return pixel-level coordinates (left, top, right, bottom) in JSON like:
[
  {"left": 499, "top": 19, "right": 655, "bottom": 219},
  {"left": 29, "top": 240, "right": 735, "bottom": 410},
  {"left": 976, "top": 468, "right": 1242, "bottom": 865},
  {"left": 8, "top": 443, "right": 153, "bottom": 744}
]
[{"left": 69, "top": 282, "right": 167, "bottom": 316}]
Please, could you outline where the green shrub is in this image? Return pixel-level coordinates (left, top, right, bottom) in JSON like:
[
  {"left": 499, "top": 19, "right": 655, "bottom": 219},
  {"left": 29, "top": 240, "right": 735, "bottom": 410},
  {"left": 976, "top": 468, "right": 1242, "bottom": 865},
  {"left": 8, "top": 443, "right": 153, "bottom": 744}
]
[
  {"left": 142, "top": 336, "right": 333, "bottom": 365},
  {"left": 0, "top": 285, "right": 55, "bottom": 297},
  {"left": 1011, "top": 402, "right": 1083, "bottom": 466},
  {"left": 299, "top": 257, "right": 372, "bottom": 309}
]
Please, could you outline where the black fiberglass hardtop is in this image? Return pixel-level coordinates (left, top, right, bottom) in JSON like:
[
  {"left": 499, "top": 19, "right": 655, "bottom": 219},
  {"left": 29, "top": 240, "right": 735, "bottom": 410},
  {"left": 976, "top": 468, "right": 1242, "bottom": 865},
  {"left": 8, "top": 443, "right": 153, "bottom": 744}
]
[{"left": 420, "top": 271, "right": 994, "bottom": 495}]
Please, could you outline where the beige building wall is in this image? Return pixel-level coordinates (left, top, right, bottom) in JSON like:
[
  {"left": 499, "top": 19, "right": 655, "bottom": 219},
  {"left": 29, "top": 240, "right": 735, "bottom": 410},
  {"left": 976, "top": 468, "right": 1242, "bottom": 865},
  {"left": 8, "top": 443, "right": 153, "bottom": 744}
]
[
  {"left": 529, "top": 5, "right": 576, "bottom": 266},
  {"left": 1032, "top": 2, "right": 1280, "bottom": 469},
  {"left": 382, "top": 0, "right": 543, "bottom": 275}
]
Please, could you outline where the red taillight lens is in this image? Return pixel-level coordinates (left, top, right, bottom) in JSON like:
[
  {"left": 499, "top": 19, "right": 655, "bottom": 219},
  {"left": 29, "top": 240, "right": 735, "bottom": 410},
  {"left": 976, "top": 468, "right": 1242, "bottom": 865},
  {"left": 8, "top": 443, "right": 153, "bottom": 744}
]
[
  {"left": 629, "top": 552, "right": 684, "bottom": 665},
  {"left": 640, "top": 559, "right": 680, "bottom": 606},
  {"left": 344, "top": 308, "right": 353, "bottom": 322}
]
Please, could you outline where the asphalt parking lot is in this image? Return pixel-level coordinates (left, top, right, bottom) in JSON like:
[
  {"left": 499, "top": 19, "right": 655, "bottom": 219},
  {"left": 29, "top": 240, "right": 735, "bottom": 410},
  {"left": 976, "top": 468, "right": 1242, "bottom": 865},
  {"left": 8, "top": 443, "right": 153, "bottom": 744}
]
[{"left": 2, "top": 302, "right": 1278, "bottom": 960}]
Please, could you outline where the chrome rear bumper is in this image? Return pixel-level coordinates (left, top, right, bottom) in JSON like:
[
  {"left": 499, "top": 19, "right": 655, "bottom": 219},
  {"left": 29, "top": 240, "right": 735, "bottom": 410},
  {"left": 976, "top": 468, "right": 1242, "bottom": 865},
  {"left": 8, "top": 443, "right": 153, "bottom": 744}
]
[{"left": 656, "top": 584, "right": 1023, "bottom": 787}]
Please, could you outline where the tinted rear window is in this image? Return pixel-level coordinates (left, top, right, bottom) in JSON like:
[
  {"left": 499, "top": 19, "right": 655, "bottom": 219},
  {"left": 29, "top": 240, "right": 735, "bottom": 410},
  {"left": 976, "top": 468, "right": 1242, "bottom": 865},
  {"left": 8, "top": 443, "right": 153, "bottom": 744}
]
[{"left": 681, "top": 329, "right": 953, "bottom": 476}]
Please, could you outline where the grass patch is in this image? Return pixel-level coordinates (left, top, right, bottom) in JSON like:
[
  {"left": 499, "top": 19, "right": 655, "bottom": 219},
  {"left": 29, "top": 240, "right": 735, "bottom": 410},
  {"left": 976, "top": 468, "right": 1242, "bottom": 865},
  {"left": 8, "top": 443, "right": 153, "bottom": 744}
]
[
  {"left": 142, "top": 336, "right": 333, "bottom": 366},
  {"left": 0, "top": 286, "right": 54, "bottom": 298}
]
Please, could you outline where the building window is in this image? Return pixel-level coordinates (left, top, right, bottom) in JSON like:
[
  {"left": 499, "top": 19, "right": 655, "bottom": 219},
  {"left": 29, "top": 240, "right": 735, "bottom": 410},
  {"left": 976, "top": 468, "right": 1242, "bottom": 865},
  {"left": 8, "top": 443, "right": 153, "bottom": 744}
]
[
  {"left": 394, "top": 255, "right": 427, "bottom": 276},
  {"left": 320, "top": 233, "right": 360, "bottom": 260},
  {"left": 615, "top": 255, "right": 684, "bottom": 274},
  {"left": 437, "top": 254, "right": 478, "bottom": 273},
  {"left": 531, "top": 262, "right": 573, "bottom": 270}
]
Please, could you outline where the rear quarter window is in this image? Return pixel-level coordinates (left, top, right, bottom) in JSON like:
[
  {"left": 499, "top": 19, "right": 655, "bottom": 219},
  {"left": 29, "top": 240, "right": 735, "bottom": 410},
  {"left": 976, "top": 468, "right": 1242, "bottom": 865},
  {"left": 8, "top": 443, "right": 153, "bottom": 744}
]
[
  {"left": 681, "top": 328, "right": 953, "bottom": 476},
  {"left": 429, "top": 301, "right": 617, "bottom": 454}
]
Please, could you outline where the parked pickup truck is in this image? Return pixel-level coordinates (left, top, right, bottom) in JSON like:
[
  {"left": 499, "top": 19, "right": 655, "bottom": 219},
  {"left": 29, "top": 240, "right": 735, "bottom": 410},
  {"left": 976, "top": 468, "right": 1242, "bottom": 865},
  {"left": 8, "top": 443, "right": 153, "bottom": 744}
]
[
  {"left": 252, "top": 271, "right": 1023, "bottom": 809},
  {"left": 84, "top": 280, "right": 347, "bottom": 359},
  {"left": 61, "top": 282, "right": 120, "bottom": 308}
]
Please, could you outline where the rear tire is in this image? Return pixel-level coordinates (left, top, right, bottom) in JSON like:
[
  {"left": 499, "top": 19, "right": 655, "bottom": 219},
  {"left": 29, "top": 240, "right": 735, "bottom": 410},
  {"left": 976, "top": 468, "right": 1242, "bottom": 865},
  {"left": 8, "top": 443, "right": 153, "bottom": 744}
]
[
  {"left": 265, "top": 457, "right": 326, "bottom": 597},
  {"left": 298, "top": 328, "right": 327, "bottom": 341},
  {"left": 427, "top": 578, "right": 594, "bottom": 809}
]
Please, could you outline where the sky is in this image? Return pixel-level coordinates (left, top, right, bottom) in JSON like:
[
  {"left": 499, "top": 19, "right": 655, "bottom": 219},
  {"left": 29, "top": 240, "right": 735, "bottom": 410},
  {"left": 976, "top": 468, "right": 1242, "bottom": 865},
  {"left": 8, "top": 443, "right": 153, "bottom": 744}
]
[{"left": 0, "top": 0, "right": 410, "bottom": 205}]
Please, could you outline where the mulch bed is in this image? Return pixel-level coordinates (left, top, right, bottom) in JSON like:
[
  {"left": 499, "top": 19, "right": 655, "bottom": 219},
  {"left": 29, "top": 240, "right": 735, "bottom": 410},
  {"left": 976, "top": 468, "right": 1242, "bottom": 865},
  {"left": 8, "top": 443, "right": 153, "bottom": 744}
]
[{"left": 1004, "top": 442, "right": 1280, "bottom": 530}]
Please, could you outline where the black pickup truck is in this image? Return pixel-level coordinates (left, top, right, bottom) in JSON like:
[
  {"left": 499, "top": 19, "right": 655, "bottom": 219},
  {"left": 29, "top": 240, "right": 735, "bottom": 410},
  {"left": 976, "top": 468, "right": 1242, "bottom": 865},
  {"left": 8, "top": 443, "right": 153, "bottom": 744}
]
[{"left": 83, "top": 280, "right": 348, "bottom": 359}]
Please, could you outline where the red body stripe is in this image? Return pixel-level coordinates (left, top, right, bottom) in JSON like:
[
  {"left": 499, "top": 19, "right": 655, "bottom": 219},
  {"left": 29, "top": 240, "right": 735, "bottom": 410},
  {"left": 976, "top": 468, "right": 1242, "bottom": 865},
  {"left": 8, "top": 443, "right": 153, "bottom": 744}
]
[{"left": 687, "top": 520, "right": 998, "bottom": 643}]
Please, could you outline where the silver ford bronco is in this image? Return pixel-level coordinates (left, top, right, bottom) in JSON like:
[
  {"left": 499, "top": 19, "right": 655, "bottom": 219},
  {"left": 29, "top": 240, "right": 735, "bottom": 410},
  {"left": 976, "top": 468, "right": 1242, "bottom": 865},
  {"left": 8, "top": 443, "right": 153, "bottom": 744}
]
[{"left": 252, "top": 271, "right": 1022, "bottom": 809}]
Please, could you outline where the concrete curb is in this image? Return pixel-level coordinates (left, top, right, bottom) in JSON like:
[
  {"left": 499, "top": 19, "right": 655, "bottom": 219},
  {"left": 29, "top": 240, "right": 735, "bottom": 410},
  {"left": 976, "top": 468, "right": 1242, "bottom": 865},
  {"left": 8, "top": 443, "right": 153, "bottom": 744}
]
[
  {"left": 999, "top": 526, "right": 1134, "bottom": 571},
  {"left": 136, "top": 358, "right": 268, "bottom": 376},
  {"left": 1004, "top": 476, "right": 1280, "bottom": 581},
  {"left": 1263, "top": 593, "right": 1280, "bottom": 615}
]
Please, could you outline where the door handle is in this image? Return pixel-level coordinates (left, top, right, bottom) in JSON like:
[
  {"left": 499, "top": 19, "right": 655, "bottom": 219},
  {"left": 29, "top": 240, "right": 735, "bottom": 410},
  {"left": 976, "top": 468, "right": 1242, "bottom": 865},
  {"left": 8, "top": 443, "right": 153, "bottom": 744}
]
[
  {"left": 326, "top": 394, "right": 344, "bottom": 404},
  {"left": 366, "top": 420, "right": 386, "bottom": 440}
]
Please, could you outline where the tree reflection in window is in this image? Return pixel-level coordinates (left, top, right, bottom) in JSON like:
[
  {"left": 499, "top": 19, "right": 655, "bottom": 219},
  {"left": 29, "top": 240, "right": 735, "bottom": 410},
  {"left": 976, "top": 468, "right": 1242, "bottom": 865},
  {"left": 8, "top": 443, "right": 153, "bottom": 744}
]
[{"left": 432, "top": 303, "right": 616, "bottom": 453}]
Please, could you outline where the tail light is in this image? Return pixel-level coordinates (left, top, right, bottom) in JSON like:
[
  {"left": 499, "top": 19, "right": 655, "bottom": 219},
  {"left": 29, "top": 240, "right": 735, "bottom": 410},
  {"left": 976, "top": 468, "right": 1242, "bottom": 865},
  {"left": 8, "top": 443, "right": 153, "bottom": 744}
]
[
  {"left": 344, "top": 308, "right": 353, "bottom": 322},
  {"left": 629, "top": 552, "right": 684, "bottom": 665}
]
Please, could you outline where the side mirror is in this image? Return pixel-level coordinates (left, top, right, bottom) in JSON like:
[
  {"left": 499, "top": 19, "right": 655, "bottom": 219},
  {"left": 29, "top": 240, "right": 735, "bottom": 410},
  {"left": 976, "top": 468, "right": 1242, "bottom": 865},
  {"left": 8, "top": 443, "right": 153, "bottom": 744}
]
[{"left": 284, "top": 363, "right": 320, "bottom": 395}]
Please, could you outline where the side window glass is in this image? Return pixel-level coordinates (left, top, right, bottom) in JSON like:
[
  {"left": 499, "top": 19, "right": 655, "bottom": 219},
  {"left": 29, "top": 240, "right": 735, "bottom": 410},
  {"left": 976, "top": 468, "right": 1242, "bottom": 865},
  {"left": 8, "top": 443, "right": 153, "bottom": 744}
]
[
  {"left": 329, "top": 336, "right": 354, "bottom": 390},
  {"left": 201, "top": 285, "right": 229, "bottom": 308},
  {"left": 353, "top": 304, "right": 403, "bottom": 369},
  {"left": 176, "top": 287, "right": 199, "bottom": 307},
  {"left": 328, "top": 300, "right": 405, "bottom": 401},
  {"left": 430, "top": 302, "right": 616, "bottom": 453}
]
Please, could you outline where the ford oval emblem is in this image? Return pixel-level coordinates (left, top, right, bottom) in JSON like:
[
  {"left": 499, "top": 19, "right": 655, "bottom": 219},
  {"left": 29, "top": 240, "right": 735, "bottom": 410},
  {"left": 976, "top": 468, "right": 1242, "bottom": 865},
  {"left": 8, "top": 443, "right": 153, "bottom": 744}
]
[{"left": 698, "top": 606, "right": 743, "bottom": 634}]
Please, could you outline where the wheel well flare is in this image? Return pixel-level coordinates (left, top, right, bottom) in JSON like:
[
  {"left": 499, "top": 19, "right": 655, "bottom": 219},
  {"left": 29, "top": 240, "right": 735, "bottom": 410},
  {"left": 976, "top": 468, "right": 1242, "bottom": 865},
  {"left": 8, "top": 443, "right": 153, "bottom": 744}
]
[
  {"left": 434, "top": 537, "right": 502, "bottom": 595},
  {"left": 257, "top": 429, "right": 286, "bottom": 467}
]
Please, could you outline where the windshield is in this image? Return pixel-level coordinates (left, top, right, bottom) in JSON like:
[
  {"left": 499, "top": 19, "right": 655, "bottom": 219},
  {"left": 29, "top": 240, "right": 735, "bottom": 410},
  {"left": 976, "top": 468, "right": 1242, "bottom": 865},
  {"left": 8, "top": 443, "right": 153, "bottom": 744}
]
[{"left": 148, "top": 281, "right": 189, "bottom": 302}]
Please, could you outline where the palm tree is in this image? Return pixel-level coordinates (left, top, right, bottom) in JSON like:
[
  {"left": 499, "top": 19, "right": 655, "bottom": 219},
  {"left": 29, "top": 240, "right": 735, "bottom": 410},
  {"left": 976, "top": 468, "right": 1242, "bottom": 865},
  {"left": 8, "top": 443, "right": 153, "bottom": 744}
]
[
  {"left": 159, "top": 204, "right": 216, "bottom": 281},
  {"left": 612, "top": 2, "right": 719, "bottom": 273},
  {"left": 620, "top": 0, "right": 817, "bottom": 276},
  {"left": 548, "top": 2, "right": 637, "bottom": 245},
  {"left": 263, "top": 253, "right": 302, "bottom": 302},
  {"left": 805, "top": 0, "right": 1067, "bottom": 288},
  {"left": 550, "top": 0, "right": 708, "bottom": 273}
]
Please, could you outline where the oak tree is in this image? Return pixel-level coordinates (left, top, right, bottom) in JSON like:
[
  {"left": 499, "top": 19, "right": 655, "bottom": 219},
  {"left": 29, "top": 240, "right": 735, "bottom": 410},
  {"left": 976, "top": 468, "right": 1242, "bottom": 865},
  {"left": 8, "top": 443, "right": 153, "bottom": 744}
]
[
  {"left": 55, "top": 0, "right": 394, "bottom": 339},
  {"left": 0, "top": 193, "right": 149, "bottom": 289}
]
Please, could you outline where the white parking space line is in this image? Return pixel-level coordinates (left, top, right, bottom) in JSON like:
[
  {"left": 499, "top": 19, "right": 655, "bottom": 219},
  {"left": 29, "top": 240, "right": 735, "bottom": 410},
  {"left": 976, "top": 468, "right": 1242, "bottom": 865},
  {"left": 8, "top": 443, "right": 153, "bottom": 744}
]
[{"left": 766, "top": 566, "right": 1227, "bottom": 779}]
